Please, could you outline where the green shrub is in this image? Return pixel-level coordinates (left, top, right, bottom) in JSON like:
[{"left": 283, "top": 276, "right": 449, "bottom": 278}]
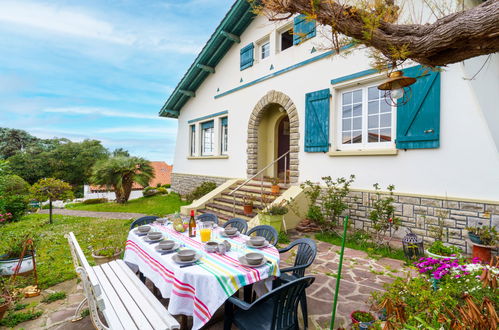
[
  {"left": 156, "top": 187, "right": 168, "bottom": 195},
  {"left": 162, "top": 184, "right": 171, "bottom": 189},
  {"left": 42, "top": 291, "right": 66, "bottom": 303},
  {"left": 143, "top": 188, "right": 157, "bottom": 197},
  {"left": 185, "top": 182, "right": 217, "bottom": 203},
  {"left": 82, "top": 198, "right": 108, "bottom": 205},
  {"left": 0, "top": 174, "right": 30, "bottom": 222},
  {"left": 0, "top": 310, "right": 43, "bottom": 327}
]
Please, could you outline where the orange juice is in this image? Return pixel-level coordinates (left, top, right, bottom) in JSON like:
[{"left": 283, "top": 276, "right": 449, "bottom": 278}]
[{"left": 200, "top": 228, "right": 211, "bottom": 242}]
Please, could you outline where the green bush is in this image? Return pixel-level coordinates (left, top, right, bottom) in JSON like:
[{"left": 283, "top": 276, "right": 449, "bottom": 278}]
[
  {"left": 162, "top": 184, "right": 171, "bottom": 189},
  {"left": 0, "top": 174, "right": 30, "bottom": 222},
  {"left": 82, "top": 198, "right": 108, "bottom": 205},
  {"left": 0, "top": 310, "right": 43, "bottom": 327},
  {"left": 143, "top": 188, "right": 158, "bottom": 197},
  {"left": 185, "top": 181, "right": 217, "bottom": 203},
  {"left": 156, "top": 187, "right": 168, "bottom": 195}
]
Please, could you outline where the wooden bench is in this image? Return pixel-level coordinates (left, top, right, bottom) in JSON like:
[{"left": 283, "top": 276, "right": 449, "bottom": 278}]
[{"left": 65, "top": 232, "right": 180, "bottom": 330}]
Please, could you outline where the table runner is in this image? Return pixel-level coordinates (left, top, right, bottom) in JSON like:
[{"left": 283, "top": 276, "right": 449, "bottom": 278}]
[{"left": 123, "top": 224, "right": 280, "bottom": 330}]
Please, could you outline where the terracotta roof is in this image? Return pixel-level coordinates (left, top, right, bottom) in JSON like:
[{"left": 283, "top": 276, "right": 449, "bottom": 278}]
[{"left": 89, "top": 161, "right": 173, "bottom": 192}]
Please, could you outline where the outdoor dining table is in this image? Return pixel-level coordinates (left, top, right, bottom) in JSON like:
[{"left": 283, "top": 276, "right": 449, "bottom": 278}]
[{"left": 123, "top": 222, "right": 281, "bottom": 330}]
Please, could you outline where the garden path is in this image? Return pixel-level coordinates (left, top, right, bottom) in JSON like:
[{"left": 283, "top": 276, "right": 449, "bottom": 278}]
[{"left": 38, "top": 209, "right": 146, "bottom": 220}]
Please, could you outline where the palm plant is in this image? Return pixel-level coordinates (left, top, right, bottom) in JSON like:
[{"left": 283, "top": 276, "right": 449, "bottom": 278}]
[{"left": 91, "top": 156, "right": 154, "bottom": 204}]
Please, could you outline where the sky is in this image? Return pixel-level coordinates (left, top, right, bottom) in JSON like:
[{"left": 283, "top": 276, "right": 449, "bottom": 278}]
[{"left": 0, "top": 0, "right": 233, "bottom": 163}]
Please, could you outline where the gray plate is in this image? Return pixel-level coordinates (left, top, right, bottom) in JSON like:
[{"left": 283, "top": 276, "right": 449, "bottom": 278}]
[
  {"left": 143, "top": 235, "right": 164, "bottom": 243},
  {"left": 134, "top": 229, "right": 150, "bottom": 236},
  {"left": 245, "top": 240, "right": 270, "bottom": 249},
  {"left": 154, "top": 243, "right": 180, "bottom": 254},
  {"left": 172, "top": 252, "right": 202, "bottom": 265},
  {"left": 238, "top": 255, "right": 267, "bottom": 268},
  {"left": 220, "top": 231, "right": 240, "bottom": 238}
]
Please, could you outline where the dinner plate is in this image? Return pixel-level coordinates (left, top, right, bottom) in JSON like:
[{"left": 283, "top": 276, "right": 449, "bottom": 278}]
[
  {"left": 154, "top": 243, "right": 180, "bottom": 255},
  {"left": 238, "top": 255, "right": 268, "bottom": 268},
  {"left": 172, "top": 252, "right": 202, "bottom": 265},
  {"left": 245, "top": 239, "right": 270, "bottom": 249},
  {"left": 220, "top": 231, "right": 240, "bottom": 238},
  {"left": 133, "top": 228, "right": 149, "bottom": 236},
  {"left": 143, "top": 236, "right": 164, "bottom": 243}
]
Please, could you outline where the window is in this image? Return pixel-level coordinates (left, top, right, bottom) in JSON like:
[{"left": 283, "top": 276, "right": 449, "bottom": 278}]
[
  {"left": 201, "top": 121, "right": 215, "bottom": 155},
  {"left": 220, "top": 117, "right": 228, "bottom": 155},
  {"left": 260, "top": 41, "right": 270, "bottom": 60},
  {"left": 189, "top": 125, "right": 196, "bottom": 156},
  {"left": 280, "top": 29, "right": 293, "bottom": 51},
  {"left": 339, "top": 85, "right": 394, "bottom": 149}
]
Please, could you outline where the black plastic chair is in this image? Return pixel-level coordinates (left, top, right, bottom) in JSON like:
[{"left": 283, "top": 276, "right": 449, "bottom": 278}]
[
  {"left": 276, "top": 238, "right": 317, "bottom": 329},
  {"left": 129, "top": 216, "right": 159, "bottom": 230},
  {"left": 224, "top": 276, "right": 315, "bottom": 330},
  {"left": 246, "top": 225, "right": 278, "bottom": 246},
  {"left": 222, "top": 218, "right": 248, "bottom": 234},
  {"left": 197, "top": 212, "right": 219, "bottom": 224}
]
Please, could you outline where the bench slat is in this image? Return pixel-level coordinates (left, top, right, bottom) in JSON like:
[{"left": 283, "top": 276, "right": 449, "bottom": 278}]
[
  {"left": 99, "top": 263, "right": 156, "bottom": 330},
  {"left": 113, "top": 260, "right": 180, "bottom": 330},
  {"left": 93, "top": 266, "right": 139, "bottom": 330}
]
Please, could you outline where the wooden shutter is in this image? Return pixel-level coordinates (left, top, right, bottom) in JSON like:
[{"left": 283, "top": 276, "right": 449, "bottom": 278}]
[
  {"left": 396, "top": 65, "right": 441, "bottom": 149},
  {"left": 293, "top": 14, "right": 316, "bottom": 45},
  {"left": 305, "top": 89, "right": 330, "bottom": 152},
  {"left": 221, "top": 117, "right": 228, "bottom": 126},
  {"left": 201, "top": 121, "right": 214, "bottom": 129},
  {"left": 240, "top": 43, "right": 254, "bottom": 70}
]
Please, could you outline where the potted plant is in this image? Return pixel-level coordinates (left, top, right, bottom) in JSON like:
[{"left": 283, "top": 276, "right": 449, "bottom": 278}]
[
  {"left": 91, "top": 239, "right": 123, "bottom": 265},
  {"left": 259, "top": 199, "right": 288, "bottom": 232},
  {"left": 0, "top": 277, "right": 11, "bottom": 322},
  {"left": 0, "top": 233, "right": 36, "bottom": 276},
  {"left": 270, "top": 177, "right": 280, "bottom": 195},
  {"left": 425, "top": 240, "right": 461, "bottom": 259},
  {"left": 466, "top": 225, "right": 498, "bottom": 263},
  {"left": 242, "top": 194, "right": 255, "bottom": 215},
  {"left": 350, "top": 310, "right": 375, "bottom": 329}
]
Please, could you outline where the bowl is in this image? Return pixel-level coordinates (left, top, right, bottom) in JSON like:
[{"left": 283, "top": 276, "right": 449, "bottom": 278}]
[
  {"left": 147, "top": 232, "right": 163, "bottom": 240},
  {"left": 245, "top": 252, "right": 264, "bottom": 265},
  {"left": 224, "top": 227, "right": 238, "bottom": 235},
  {"left": 177, "top": 249, "right": 196, "bottom": 261},
  {"left": 250, "top": 236, "right": 265, "bottom": 246},
  {"left": 158, "top": 240, "right": 175, "bottom": 250},
  {"left": 156, "top": 218, "right": 167, "bottom": 224},
  {"left": 138, "top": 225, "right": 151, "bottom": 233},
  {"left": 205, "top": 241, "right": 219, "bottom": 253}
]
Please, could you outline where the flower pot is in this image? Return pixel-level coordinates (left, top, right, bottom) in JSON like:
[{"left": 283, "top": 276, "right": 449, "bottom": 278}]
[
  {"left": 350, "top": 311, "right": 375, "bottom": 329},
  {"left": 259, "top": 214, "right": 283, "bottom": 232},
  {"left": 468, "top": 232, "right": 482, "bottom": 244},
  {"left": 424, "top": 250, "right": 459, "bottom": 259},
  {"left": 0, "top": 296, "right": 11, "bottom": 321},
  {"left": 91, "top": 248, "right": 122, "bottom": 265},
  {"left": 471, "top": 244, "right": 493, "bottom": 263},
  {"left": 243, "top": 204, "right": 253, "bottom": 215},
  {"left": 271, "top": 185, "right": 280, "bottom": 195},
  {"left": 0, "top": 254, "right": 35, "bottom": 276}
]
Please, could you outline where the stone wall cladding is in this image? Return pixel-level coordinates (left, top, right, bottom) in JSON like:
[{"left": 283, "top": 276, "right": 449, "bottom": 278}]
[
  {"left": 171, "top": 173, "right": 231, "bottom": 196},
  {"left": 343, "top": 190, "right": 499, "bottom": 254}
]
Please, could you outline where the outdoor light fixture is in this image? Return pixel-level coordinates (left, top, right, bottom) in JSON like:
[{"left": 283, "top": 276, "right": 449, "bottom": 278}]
[
  {"left": 377, "top": 70, "right": 416, "bottom": 106},
  {"left": 402, "top": 229, "right": 424, "bottom": 260}
]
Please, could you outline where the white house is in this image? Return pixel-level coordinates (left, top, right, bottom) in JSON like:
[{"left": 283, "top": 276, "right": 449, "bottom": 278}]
[{"left": 160, "top": 0, "right": 499, "bottom": 251}]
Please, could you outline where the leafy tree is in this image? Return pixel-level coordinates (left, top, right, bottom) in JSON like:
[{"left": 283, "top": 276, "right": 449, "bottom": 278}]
[
  {"left": 91, "top": 156, "right": 154, "bottom": 204},
  {"left": 112, "top": 148, "right": 130, "bottom": 157},
  {"left": 0, "top": 160, "right": 10, "bottom": 176},
  {"left": 31, "top": 178, "right": 74, "bottom": 224},
  {"left": 0, "top": 174, "right": 31, "bottom": 222},
  {"left": 0, "top": 128, "right": 39, "bottom": 159}
]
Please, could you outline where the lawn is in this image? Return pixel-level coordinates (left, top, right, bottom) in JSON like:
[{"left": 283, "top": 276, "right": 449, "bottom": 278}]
[
  {"left": 0, "top": 214, "right": 132, "bottom": 289},
  {"left": 66, "top": 194, "right": 187, "bottom": 216}
]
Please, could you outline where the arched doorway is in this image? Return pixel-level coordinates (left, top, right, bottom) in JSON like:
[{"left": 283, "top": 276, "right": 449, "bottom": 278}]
[{"left": 247, "top": 90, "right": 299, "bottom": 183}]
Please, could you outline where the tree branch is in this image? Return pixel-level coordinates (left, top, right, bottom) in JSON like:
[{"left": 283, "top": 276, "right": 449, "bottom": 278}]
[{"left": 261, "top": 0, "right": 499, "bottom": 67}]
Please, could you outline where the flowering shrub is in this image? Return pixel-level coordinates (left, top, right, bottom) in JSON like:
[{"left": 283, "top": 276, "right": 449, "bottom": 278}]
[
  {"left": 0, "top": 213, "right": 12, "bottom": 224},
  {"left": 414, "top": 257, "right": 481, "bottom": 280}
]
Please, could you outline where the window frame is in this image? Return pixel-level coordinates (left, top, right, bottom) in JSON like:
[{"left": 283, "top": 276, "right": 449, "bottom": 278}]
[
  {"left": 200, "top": 120, "right": 215, "bottom": 156},
  {"left": 189, "top": 124, "right": 196, "bottom": 156},
  {"left": 260, "top": 41, "right": 270, "bottom": 60},
  {"left": 279, "top": 27, "right": 294, "bottom": 52},
  {"left": 220, "top": 117, "right": 228, "bottom": 155}
]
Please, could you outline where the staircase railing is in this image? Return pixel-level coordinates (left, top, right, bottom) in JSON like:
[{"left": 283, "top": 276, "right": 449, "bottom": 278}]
[{"left": 228, "top": 150, "right": 290, "bottom": 217}]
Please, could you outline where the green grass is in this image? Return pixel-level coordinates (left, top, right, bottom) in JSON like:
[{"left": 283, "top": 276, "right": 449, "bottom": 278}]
[
  {"left": 65, "top": 194, "right": 187, "bottom": 216},
  {"left": 0, "top": 214, "right": 132, "bottom": 289},
  {"left": 42, "top": 291, "right": 66, "bottom": 303},
  {"left": 0, "top": 310, "right": 43, "bottom": 327}
]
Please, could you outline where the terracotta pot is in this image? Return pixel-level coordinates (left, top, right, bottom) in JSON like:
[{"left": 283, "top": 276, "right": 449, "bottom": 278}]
[
  {"left": 0, "top": 296, "right": 11, "bottom": 321},
  {"left": 92, "top": 248, "right": 122, "bottom": 265},
  {"left": 472, "top": 244, "right": 492, "bottom": 263},
  {"left": 243, "top": 204, "right": 253, "bottom": 215},
  {"left": 271, "top": 185, "right": 280, "bottom": 195}
]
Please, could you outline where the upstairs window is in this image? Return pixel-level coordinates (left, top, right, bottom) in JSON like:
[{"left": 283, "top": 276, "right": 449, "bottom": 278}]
[
  {"left": 280, "top": 29, "right": 293, "bottom": 51},
  {"left": 201, "top": 121, "right": 215, "bottom": 155},
  {"left": 220, "top": 117, "right": 228, "bottom": 155},
  {"left": 261, "top": 41, "right": 270, "bottom": 60},
  {"left": 189, "top": 125, "right": 196, "bottom": 156}
]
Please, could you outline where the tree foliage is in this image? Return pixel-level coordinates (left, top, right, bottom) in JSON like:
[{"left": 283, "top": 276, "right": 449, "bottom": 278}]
[
  {"left": 91, "top": 156, "right": 154, "bottom": 204},
  {"left": 0, "top": 174, "right": 31, "bottom": 222},
  {"left": 31, "top": 178, "right": 74, "bottom": 224}
]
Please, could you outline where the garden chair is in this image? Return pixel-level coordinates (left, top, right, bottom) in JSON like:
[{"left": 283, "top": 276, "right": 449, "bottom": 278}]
[
  {"left": 222, "top": 218, "right": 248, "bottom": 234},
  {"left": 246, "top": 225, "right": 278, "bottom": 246},
  {"left": 129, "top": 216, "right": 159, "bottom": 230},
  {"left": 275, "top": 238, "right": 317, "bottom": 329},
  {"left": 224, "top": 276, "right": 315, "bottom": 330},
  {"left": 197, "top": 212, "right": 219, "bottom": 224}
]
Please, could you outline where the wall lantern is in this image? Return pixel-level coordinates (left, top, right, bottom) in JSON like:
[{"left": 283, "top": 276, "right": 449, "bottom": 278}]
[
  {"left": 402, "top": 229, "right": 424, "bottom": 260},
  {"left": 377, "top": 70, "right": 416, "bottom": 106}
]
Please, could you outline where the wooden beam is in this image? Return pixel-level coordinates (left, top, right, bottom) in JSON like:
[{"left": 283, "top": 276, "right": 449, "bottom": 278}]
[
  {"left": 196, "top": 64, "right": 215, "bottom": 73},
  {"left": 220, "top": 31, "right": 240, "bottom": 43},
  {"left": 179, "top": 90, "right": 195, "bottom": 97},
  {"left": 160, "top": 109, "right": 179, "bottom": 118}
]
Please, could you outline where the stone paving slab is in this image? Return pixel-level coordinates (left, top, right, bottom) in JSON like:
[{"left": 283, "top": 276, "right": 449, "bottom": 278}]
[{"left": 38, "top": 209, "right": 146, "bottom": 220}]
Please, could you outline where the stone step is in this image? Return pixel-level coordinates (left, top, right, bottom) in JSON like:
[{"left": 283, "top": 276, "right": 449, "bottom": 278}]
[
  {"left": 229, "top": 186, "right": 283, "bottom": 197},
  {"left": 213, "top": 197, "right": 264, "bottom": 210},
  {"left": 197, "top": 208, "right": 253, "bottom": 222},
  {"left": 205, "top": 202, "right": 257, "bottom": 219},
  {"left": 235, "top": 180, "right": 290, "bottom": 189}
]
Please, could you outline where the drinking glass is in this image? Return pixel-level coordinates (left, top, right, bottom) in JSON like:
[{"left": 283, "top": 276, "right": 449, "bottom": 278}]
[{"left": 199, "top": 222, "right": 212, "bottom": 243}]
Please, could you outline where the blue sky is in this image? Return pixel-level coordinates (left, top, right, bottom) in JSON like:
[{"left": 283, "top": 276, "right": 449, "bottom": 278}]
[{"left": 0, "top": 0, "right": 233, "bottom": 163}]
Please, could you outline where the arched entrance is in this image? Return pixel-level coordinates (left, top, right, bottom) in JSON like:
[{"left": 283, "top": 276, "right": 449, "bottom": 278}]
[{"left": 247, "top": 90, "right": 299, "bottom": 183}]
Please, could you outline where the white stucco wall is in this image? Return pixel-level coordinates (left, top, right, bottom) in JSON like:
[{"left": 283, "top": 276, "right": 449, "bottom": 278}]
[{"left": 171, "top": 10, "right": 499, "bottom": 201}]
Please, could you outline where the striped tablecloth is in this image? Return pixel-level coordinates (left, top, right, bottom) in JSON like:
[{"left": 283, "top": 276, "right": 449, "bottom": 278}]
[{"left": 123, "top": 224, "right": 280, "bottom": 330}]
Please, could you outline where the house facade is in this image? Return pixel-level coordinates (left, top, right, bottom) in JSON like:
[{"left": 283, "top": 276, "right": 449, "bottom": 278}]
[{"left": 161, "top": 0, "right": 499, "bottom": 251}]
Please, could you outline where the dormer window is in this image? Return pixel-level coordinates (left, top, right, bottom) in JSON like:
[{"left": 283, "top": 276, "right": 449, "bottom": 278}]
[
  {"left": 261, "top": 41, "right": 270, "bottom": 60},
  {"left": 280, "top": 28, "right": 293, "bottom": 51}
]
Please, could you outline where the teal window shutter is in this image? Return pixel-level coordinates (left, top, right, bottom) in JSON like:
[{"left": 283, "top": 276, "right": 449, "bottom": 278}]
[
  {"left": 305, "top": 89, "right": 330, "bottom": 152},
  {"left": 201, "top": 120, "right": 214, "bottom": 129},
  {"left": 221, "top": 117, "right": 228, "bottom": 126},
  {"left": 396, "top": 65, "right": 440, "bottom": 149},
  {"left": 240, "top": 43, "right": 254, "bottom": 70},
  {"left": 293, "top": 14, "right": 316, "bottom": 45}
]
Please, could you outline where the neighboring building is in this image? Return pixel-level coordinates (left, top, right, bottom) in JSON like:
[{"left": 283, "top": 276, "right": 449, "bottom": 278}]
[
  {"left": 83, "top": 161, "right": 173, "bottom": 200},
  {"left": 160, "top": 0, "right": 499, "bottom": 252}
]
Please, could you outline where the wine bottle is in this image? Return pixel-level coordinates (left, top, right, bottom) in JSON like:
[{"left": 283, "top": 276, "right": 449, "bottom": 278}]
[{"left": 189, "top": 210, "right": 196, "bottom": 237}]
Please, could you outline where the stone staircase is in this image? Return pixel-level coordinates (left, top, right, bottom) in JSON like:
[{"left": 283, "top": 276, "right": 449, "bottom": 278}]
[{"left": 196, "top": 178, "right": 290, "bottom": 223}]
